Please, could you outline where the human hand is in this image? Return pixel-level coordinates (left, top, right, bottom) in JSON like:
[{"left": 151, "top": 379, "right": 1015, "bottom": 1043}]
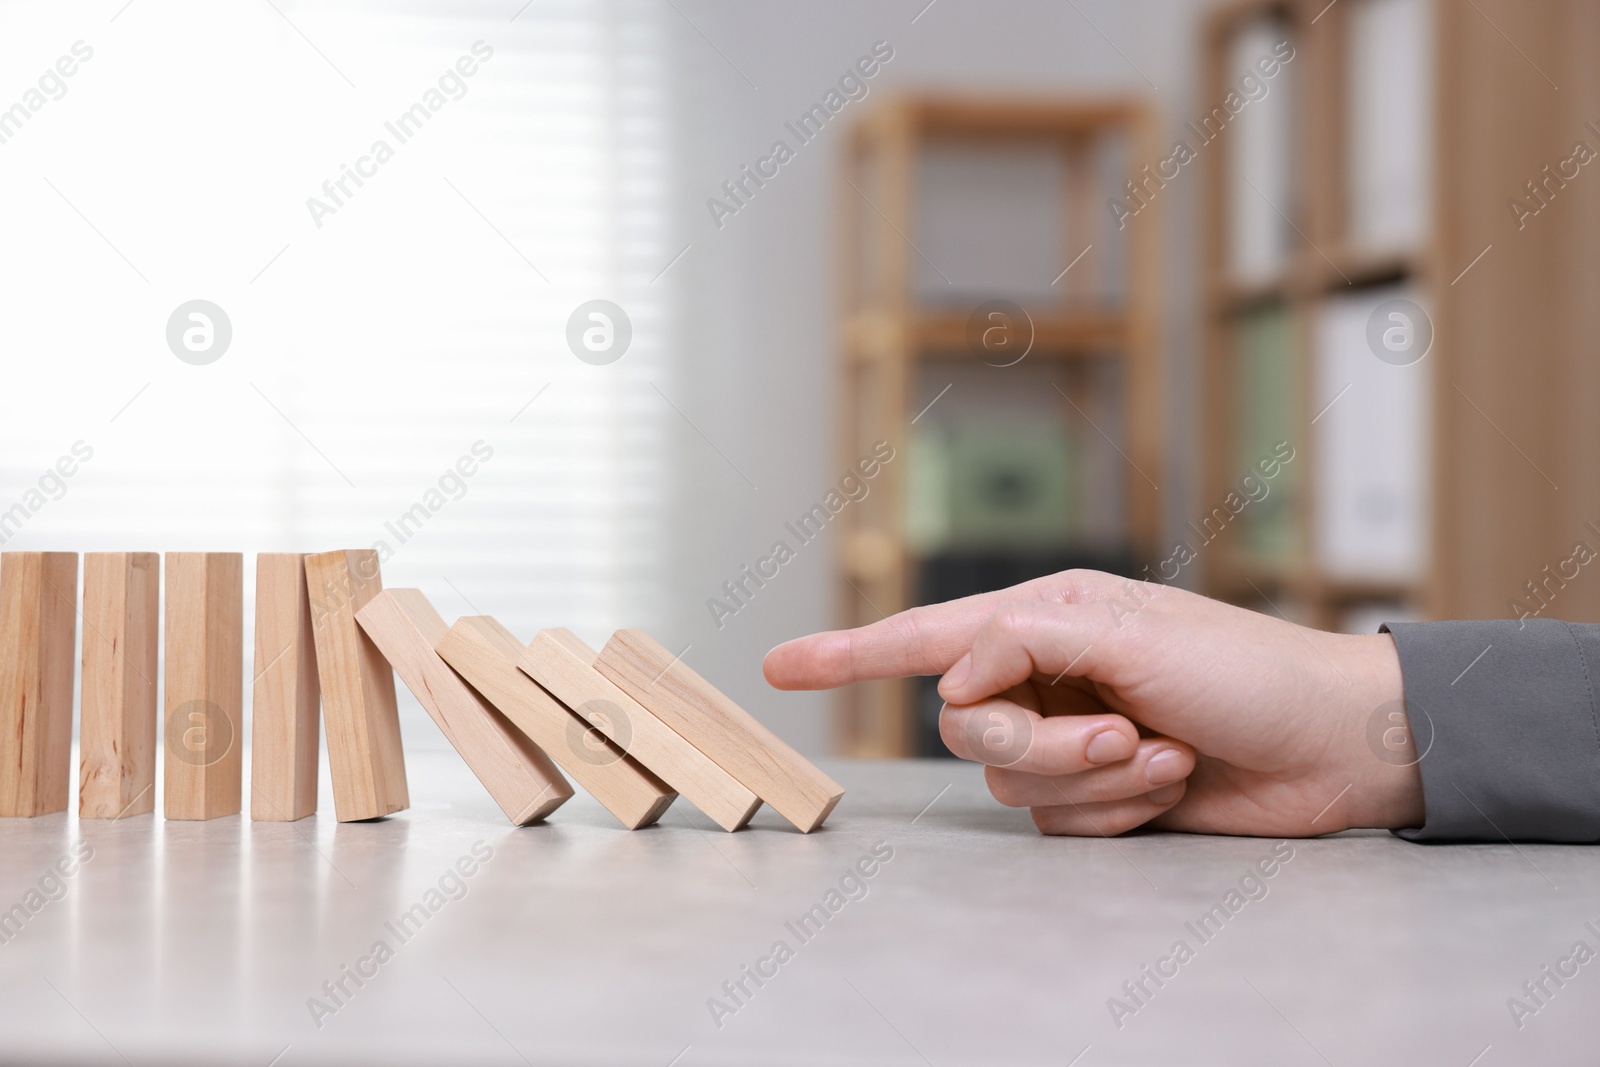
[{"left": 763, "top": 570, "right": 1424, "bottom": 837}]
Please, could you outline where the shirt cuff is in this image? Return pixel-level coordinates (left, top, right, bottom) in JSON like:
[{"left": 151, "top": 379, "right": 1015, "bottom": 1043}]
[{"left": 1382, "top": 619, "right": 1600, "bottom": 843}]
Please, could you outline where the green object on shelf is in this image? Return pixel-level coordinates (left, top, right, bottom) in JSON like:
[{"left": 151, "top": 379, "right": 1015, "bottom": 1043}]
[
  {"left": 1232, "top": 303, "right": 1299, "bottom": 562},
  {"left": 905, "top": 429, "right": 953, "bottom": 554},
  {"left": 908, "top": 420, "right": 1078, "bottom": 552}
]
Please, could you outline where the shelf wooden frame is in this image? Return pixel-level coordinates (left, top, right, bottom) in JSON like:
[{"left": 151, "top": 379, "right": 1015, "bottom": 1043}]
[{"left": 834, "top": 94, "right": 1164, "bottom": 757}]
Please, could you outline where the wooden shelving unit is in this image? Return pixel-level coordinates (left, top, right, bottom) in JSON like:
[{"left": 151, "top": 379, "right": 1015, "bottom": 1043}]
[
  {"left": 1199, "top": 0, "right": 1438, "bottom": 630},
  {"left": 1201, "top": 0, "right": 1600, "bottom": 633},
  {"left": 834, "top": 96, "right": 1163, "bottom": 758}
]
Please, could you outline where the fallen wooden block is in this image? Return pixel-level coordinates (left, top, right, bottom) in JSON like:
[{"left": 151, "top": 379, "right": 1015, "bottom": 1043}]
[
  {"left": 357, "top": 590, "right": 572, "bottom": 825},
  {"left": 164, "top": 552, "right": 244, "bottom": 821},
  {"left": 304, "top": 550, "right": 408, "bottom": 822},
  {"left": 520, "top": 628, "right": 759, "bottom": 832},
  {"left": 0, "top": 552, "right": 77, "bottom": 818},
  {"left": 435, "top": 616, "right": 674, "bottom": 829},
  {"left": 250, "top": 553, "right": 321, "bottom": 822},
  {"left": 595, "top": 629, "right": 844, "bottom": 832},
  {"left": 79, "top": 552, "right": 159, "bottom": 819}
]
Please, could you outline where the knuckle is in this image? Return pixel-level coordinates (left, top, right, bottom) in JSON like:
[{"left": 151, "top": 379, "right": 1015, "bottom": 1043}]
[
  {"left": 887, "top": 607, "right": 935, "bottom": 673},
  {"left": 1056, "top": 568, "right": 1112, "bottom": 600},
  {"left": 989, "top": 601, "right": 1037, "bottom": 638}
]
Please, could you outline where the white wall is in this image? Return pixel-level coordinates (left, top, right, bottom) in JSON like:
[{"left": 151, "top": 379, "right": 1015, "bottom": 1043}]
[{"left": 656, "top": 0, "right": 1212, "bottom": 755}]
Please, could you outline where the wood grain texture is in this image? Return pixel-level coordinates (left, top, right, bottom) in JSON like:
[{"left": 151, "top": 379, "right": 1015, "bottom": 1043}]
[
  {"left": 435, "top": 616, "right": 674, "bottom": 830},
  {"left": 163, "top": 553, "right": 244, "bottom": 821},
  {"left": 595, "top": 629, "right": 844, "bottom": 832},
  {"left": 79, "top": 552, "right": 158, "bottom": 819},
  {"left": 357, "top": 590, "right": 571, "bottom": 825},
  {"left": 0, "top": 552, "right": 78, "bottom": 817},
  {"left": 304, "top": 550, "right": 408, "bottom": 822},
  {"left": 520, "top": 628, "right": 759, "bottom": 831},
  {"left": 250, "top": 553, "right": 321, "bottom": 822},
  {"left": 1428, "top": 0, "right": 1600, "bottom": 623}
]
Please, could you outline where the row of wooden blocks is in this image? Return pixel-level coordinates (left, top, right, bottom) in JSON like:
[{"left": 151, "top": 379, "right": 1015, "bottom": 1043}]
[{"left": 0, "top": 550, "right": 843, "bottom": 832}]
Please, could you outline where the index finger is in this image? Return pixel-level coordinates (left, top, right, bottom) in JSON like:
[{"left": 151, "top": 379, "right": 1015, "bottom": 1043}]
[
  {"left": 762, "top": 599, "right": 986, "bottom": 690},
  {"left": 762, "top": 570, "right": 1122, "bottom": 690}
]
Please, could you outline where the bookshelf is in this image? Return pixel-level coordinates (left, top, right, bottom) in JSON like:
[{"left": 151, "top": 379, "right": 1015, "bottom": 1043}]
[
  {"left": 834, "top": 97, "right": 1163, "bottom": 758},
  {"left": 1202, "top": 0, "right": 1600, "bottom": 632},
  {"left": 1200, "top": 0, "right": 1437, "bottom": 631}
]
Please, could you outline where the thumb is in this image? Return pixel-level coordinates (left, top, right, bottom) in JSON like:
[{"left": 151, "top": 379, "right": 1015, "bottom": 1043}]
[{"left": 939, "top": 601, "right": 1124, "bottom": 705}]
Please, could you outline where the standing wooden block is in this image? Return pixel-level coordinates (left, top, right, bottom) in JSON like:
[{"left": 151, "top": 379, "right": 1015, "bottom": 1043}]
[
  {"left": 435, "top": 616, "right": 674, "bottom": 830},
  {"left": 0, "top": 552, "right": 78, "bottom": 817},
  {"left": 596, "top": 629, "right": 845, "bottom": 833},
  {"left": 520, "top": 629, "right": 759, "bottom": 832},
  {"left": 79, "top": 552, "right": 158, "bottom": 819},
  {"left": 163, "top": 552, "right": 244, "bottom": 821},
  {"left": 304, "top": 549, "right": 408, "bottom": 822},
  {"left": 250, "top": 553, "right": 321, "bottom": 822},
  {"left": 357, "top": 590, "right": 572, "bottom": 825}
]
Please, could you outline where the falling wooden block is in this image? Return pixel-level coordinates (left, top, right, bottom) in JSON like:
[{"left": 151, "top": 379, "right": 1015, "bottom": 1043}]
[
  {"left": 163, "top": 552, "right": 244, "bottom": 821},
  {"left": 0, "top": 552, "right": 78, "bottom": 818},
  {"left": 79, "top": 552, "right": 158, "bottom": 819},
  {"left": 596, "top": 629, "right": 844, "bottom": 832},
  {"left": 304, "top": 549, "right": 408, "bottom": 821},
  {"left": 357, "top": 590, "right": 572, "bottom": 825},
  {"left": 250, "top": 553, "right": 321, "bottom": 822},
  {"left": 519, "top": 628, "right": 759, "bottom": 832},
  {"left": 435, "top": 616, "right": 674, "bottom": 829}
]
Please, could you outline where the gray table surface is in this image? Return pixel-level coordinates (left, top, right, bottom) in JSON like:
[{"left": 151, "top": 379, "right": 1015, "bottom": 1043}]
[{"left": 1, "top": 752, "right": 1596, "bottom": 1066}]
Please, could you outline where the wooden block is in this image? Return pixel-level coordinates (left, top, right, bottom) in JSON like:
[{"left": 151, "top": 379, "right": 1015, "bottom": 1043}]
[
  {"left": 0, "top": 552, "right": 77, "bottom": 817},
  {"left": 250, "top": 553, "right": 321, "bottom": 822},
  {"left": 79, "top": 552, "right": 158, "bottom": 819},
  {"left": 304, "top": 550, "right": 408, "bottom": 821},
  {"left": 595, "top": 629, "right": 845, "bottom": 832},
  {"left": 357, "top": 590, "right": 572, "bottom": 825},
  {"left": 519, "top": 628, "right": 759, "bottom": 832},
  {"left": 435, "top": 616, "right": 674, "bottom": 830},
  {"left": 163, "top": 552, "right": 244, "bottom": 821}
]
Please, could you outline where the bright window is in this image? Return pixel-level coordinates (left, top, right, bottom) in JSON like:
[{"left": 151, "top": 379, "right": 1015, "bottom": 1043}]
[{"left": 0, "top": 0, "right": 673, "bottom": 743}]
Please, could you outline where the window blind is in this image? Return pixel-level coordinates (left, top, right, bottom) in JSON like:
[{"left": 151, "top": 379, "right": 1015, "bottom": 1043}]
[{"left": 0, "top": 0, "right": 672, "bottom": 746}]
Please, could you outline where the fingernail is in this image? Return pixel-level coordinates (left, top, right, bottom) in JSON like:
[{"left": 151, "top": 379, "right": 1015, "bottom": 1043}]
[
  {"left": 1085, "top": 730, "right": 1132, "bottom": 764},
  {"left": 941, "top": 655, "right": 971, "bottom": 692},
  {"left": 1144, "top": 749, "right": 1187, "bottom": 786},
  {"left": 1148, "top": 783, "right": 1184, "bottom": 805}
]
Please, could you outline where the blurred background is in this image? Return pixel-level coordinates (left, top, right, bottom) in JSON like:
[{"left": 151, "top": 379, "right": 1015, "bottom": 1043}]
[{"left": 0, "top": 0, "right": 1595, "bottom": 766}]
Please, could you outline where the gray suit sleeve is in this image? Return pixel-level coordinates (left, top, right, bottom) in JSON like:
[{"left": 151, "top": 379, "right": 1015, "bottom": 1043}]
[{"left": 1382, "top": 619, "right": 1600, "bottom": 842}]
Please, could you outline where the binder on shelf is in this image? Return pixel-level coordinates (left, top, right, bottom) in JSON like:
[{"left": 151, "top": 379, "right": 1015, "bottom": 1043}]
[
  {"left": 1312, "top": 284, "right": 1430, "bottom": 582},
  {"left": 1231, "top": 303, "right": 1300, "bottom": 564},
  {"left": 905, "top": 427, "right": 952, "bottom": 555},
  {"left": 1345, "top": 0, "right": 1432, "bottom": 253},
  {"left": 1225, "top": 18, "right": 1297, "bottom": 285}
]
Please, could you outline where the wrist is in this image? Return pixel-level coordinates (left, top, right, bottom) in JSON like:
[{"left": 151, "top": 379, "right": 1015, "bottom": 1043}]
[{"left": 1328, "top": 632, "right": 1426, "bottom": 832}]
